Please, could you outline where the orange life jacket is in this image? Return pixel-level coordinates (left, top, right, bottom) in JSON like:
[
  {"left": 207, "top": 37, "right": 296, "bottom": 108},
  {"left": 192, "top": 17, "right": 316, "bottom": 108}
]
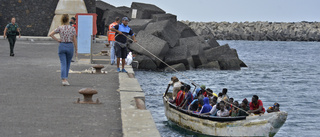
[{"left": 108, "top": 22, "right": 118, "bottom": 42}]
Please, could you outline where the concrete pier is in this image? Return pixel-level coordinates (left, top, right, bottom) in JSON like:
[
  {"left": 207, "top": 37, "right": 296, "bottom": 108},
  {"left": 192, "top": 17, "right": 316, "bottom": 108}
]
[{"left": 0, "top": 37, "right": 160, "bottom": 136}]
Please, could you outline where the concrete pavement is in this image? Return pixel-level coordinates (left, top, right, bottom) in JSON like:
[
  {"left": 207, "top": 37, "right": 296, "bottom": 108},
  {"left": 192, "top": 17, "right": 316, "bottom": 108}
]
[{"left": 0, "top": 38, "right": 160, "bottom": 137}]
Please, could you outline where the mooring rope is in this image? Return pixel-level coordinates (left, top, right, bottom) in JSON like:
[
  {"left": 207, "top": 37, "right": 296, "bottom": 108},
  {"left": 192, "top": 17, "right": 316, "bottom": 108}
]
[{"left": 115, "top": 34, "right": 251, "bottom": 115}]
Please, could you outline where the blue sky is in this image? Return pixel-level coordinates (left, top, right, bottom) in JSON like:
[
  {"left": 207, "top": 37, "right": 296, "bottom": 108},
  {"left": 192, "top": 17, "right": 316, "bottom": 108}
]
[{"left": 101, "top": 0, "right": 320, "bottom": 22}]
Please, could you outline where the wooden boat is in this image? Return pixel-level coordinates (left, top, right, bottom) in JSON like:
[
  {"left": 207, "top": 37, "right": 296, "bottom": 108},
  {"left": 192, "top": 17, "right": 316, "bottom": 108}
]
[{"left": 163, "top": 92, "right": 288, "bottom": 137}]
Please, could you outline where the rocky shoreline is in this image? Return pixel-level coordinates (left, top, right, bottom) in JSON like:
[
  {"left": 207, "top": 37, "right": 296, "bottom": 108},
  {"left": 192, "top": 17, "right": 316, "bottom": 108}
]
[
  {"left": 97, "top": 1, "right": 247, "bottom": 71},
  {"left": 182, "top": 21, "right": 320, "bottom": 41}
]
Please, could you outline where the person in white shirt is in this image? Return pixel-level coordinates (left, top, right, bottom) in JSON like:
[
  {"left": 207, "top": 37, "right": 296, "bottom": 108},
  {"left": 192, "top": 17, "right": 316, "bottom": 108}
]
[
  {"left": 217, "top": 101, "right": 229, "bottom": 117},
  {"left": 217, "top": 92, "right": 223, "bottom": 103},
  {"left": 169, "top": 76, "right": 183, "bottom": 100}
]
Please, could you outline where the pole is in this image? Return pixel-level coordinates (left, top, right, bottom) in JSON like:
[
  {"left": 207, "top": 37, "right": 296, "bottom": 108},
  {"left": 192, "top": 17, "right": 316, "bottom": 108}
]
[{"left": 90, "top": 35, "right": 93, "bottom": 64}]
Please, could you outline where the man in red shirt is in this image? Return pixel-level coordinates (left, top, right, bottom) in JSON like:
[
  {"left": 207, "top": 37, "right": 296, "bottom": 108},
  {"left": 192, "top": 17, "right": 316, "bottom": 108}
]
[
  {"left": 175, "top": 86, "right": 186, "bottom": 106},
  {"left": 248, "top": 95, "right": 265, "bottom": 114}
]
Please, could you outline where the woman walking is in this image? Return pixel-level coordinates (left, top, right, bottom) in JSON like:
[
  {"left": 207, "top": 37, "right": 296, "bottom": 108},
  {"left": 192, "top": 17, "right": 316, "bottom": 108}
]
[{"left": 49, "top": 14, "right": 77, "bottom": 86}]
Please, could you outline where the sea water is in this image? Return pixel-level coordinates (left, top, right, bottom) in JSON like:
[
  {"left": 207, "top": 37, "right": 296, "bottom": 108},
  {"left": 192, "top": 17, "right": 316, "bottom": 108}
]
[{"left": 135, "top": 40, "right": 320, "bottom": 137}]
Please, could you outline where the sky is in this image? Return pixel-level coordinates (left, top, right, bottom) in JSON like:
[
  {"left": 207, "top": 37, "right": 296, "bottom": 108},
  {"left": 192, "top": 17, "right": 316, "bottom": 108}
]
[{"left": 101, "top": 0, "right": 320, "bottom": 22}]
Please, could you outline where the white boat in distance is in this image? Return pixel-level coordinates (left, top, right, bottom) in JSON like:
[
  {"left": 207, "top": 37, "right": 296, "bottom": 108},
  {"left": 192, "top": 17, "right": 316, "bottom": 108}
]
[{"left": 163, "top": 93, "right": 288, "bottom": 137}]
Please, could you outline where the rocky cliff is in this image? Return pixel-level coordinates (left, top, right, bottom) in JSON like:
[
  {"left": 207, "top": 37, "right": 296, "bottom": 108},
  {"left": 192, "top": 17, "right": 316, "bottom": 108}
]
[
  {"left": 97, "top": 2, "right": 247, "bottom": 71},
  {"left": 182, "top": 21, "right": 320, "bottom": 41}
]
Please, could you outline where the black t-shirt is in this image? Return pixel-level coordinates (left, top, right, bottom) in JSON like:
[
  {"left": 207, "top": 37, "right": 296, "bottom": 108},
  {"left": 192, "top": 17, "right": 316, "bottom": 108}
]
[{"left": 113, "top": 23, "right": 134, "bottom": 43}]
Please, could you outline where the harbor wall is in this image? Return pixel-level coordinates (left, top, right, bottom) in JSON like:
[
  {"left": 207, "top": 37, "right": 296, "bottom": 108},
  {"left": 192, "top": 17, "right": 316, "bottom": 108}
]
[
  {"left": 0, "top": 0, "right": 95, "bottom": 36},
  {"left": 182, "top": 21, "right": 320, "bottom": 41}
]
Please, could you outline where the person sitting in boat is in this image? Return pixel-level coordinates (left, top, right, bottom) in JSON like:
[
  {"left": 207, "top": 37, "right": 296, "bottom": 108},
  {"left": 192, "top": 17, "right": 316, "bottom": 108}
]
[
  {"left": 206, "top": 88, "right": 214, "bottom": 100},
  {"left": 193, "top": 88, "right": 201, "bottom": 99},
  {"left": 267, "top": 102, "right": 280, "bottom": 113},
  {"left": 193, "top": 85, "right": 207, "bottom": 98},
  {"left": 179, "top": 85, "right": 193, "bottom": 109},
  {"left": 188, "top": 97, "right": 199, "bottom": 112},
  {"left": 188, "top": 94, "right": 204, "bottom": 112},
  {"left": 230, "top": 101, "right": 239, "bottom": 117},
  {"left": 169, "top": 76, "right": 183, "bottom": 100},
  {"left": 199, "top": 97, "right": 212, "bottom": 114},
  {"left": 211, "top": 96, "right": 218, "bottom": 106},
  {"left": 248, "top": 95, "right": 265, "bottom": 114},
  {"left": 175, "top": 86, "right": 186, "bottom": 106},
  {"left": 238, "top": 98, "right": 250, "bottom": 116},
  {"left": 217, "top": 92, "right": 223, "bottom": 103},
  {"left": 202, "top": 101, "right": 219, "bottom": 116},
  {"left": 217, "top": 101, "right": 229, "bottom": 117},
  {"left": 221, "top": 88, "right": 229, "bottom": 101},
  {"left": 226, "top": 97, "right": 234, "bottom": 111},
  {"left": 200, "top": 85, "right": 207, "bottom": 97}
]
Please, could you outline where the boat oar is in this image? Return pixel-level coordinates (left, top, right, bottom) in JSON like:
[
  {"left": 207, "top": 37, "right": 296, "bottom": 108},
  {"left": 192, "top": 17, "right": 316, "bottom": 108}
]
[
  {"left": 163, "top": 84, "right": 171, "bottom": 97},
  {"left": 191, "top": 83, "right": 197, "bottom": 95}
]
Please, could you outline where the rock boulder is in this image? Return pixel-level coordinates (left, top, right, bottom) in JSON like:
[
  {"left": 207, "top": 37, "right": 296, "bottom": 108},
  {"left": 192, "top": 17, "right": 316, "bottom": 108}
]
[
  {"left": 128, "top": 19, "right": 153, "bottom": 34},
  {"left": 198, "top": 61, "right": 220, "bottom": 70},
  {"left": 151, "top": 13, "right": 177, "bottom": 23},
  {"left": 129, "top": 30, "right": 169, "bottom": 66},
  {"left": 131, "top": 2, "right": 166, "bottom": 19},
  {"left": 176, "top": 21, "right": 198, "bottom": 38},
  {"left": 103, "top": 10, "right": 128, "bottom": 27},
  {"left": 204, "top": 44, "right": 242, "bottom": 70},
  {"left": 164, "top": 43, "right": 189, "bottom": 68},
  {"left": 133, "top": 55, "right": 158, "bottom": 70},
  {"left": 164, "top": 63, "right": 186, "bottom": 72},
  {"left": 144, "top": 20, "right": 180, "bottom": 48},
  {"left": 179, "top": 36, "right": 208, "bottom": 67}
]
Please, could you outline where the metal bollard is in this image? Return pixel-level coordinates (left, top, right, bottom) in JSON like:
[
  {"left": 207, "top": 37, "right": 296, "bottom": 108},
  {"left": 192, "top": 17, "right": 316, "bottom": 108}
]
[
  {"left": 93, "top": 64, "right": 104, "bottom": 74},
  {"left": 77, "top": 88, "right": 100, "bottom": 104}
]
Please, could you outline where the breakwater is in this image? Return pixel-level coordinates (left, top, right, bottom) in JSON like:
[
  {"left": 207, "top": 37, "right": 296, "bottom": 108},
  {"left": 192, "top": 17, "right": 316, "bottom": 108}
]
[{"left": 182, "top": 21, "right": 320, "bottom": 41}]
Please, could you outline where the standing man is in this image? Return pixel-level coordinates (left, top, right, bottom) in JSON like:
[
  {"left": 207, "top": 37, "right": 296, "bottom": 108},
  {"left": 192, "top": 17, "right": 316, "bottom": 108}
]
[
  {"left": 70, "top": 17, "right": 77, "bottom": 31},
  {"left": 110, "top": 17, "right": 137, "bottom": 73},
  {"left": 3, "top": 17, "right": 21, "bottom": 56},
  {"left": 108, "top": 17, "right": 120, "bottom": 65},
  {"left": 70, "top": 17, "right": 77, "bottom": 62}
]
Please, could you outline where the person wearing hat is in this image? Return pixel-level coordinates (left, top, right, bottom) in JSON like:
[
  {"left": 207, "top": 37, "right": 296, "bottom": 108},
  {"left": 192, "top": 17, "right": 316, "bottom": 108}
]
[
  {"left": 267, "top": 103, "right": 280, "bottom": 113},
  {"left": 110, "top": 17, "right": 137, "bottom": 73},
  {"left": 169, "top": 76, "right": 183, "bottom": 100}
]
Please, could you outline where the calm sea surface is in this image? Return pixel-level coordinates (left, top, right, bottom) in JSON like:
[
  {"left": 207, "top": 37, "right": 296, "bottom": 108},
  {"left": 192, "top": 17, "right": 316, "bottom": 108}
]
[{"left": 135, "top": 40, "right": 320, "bottom": 137}]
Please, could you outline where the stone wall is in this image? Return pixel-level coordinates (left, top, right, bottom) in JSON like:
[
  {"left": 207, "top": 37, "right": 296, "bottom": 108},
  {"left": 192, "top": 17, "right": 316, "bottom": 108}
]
[
  {"left": 84, "top": 0, "right": 96, "bottom": 14},
  {"left": 182, "top": 21, "right": 320, "bottom": 41},
  {"left": 0, "top": 0, "right": 95, "bottom": 36}
]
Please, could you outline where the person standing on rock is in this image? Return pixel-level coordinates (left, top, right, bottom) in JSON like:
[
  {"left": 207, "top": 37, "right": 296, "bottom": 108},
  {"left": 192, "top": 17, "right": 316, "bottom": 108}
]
[
  {"left": 110, "top": 17, "right": 137, "bottom": 73},
  {"left": 49, "top": 14, "right": 77, "bottom": 86},
  {"left": 108, "top": 17, "right": 120, "bottom": 65},
  {"left": 3, "top": 17, "right": 21, "bottom": 56}
]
